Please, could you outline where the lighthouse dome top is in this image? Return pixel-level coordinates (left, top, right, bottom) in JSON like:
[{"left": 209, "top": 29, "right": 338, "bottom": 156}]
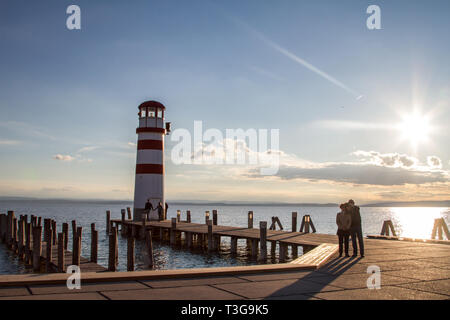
[{"left": 138, "top": 100, "right": 165, "bottom": 110}]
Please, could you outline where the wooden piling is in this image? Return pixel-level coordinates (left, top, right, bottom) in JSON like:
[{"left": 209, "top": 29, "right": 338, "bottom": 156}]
[
  {"left": 292, "top": 244, "right": 298, "bottom": 258},
  {"left": 251, "top": 239, "right": 258, "bottom": 259},
  {"left": 177, "top": 210, "right": 181, "bottom": 222},
  {"left": 205, "top": 211, "right": 210, "bottom": 224},
  {"left": 72, "top": 227, "right": 82, "bottom": 266},
  {"left": 106, "top": 210, "right": 111, "bottom": 234},
  {"left": 121, "top": 210, "right": 126, "bottom": 235},
  {"left": 279, "top": 242, "right": 287, "bottom": 262},
  {"left": 207, "top": 220, "right": 214, "bottom": 252},
  {"left": 108, "top": 226, "right": 118, "bottom": 271},
  {"left": 12, "top": 217, "right": 18, "bottom": 252},
  {"left": 25, "top": 222, "right": 31, "bottom": 264},
  {"left": 91, "top": 223, "right": 98, "bottom": 263},
  {"left": 71, "top": 220, "right": 77, "bottom": 263},
  {"left": 248, "top": 211, "right": 254, "bottom": 229},
  {"left": 186, "top": 231, "right": 193, "bottom": 248},
  {"left": 32, "top": 226, "right": 42, "bottom": 272},
  {"left": 213, "top": 210, "right": 218, "bottom": 226},
  {"left": 259, "top": 221, "right": 267, "bottom": 261},
  {"left": 145, "top": 230, "right": 154, "bottom": 269},
  {"left": 127, "top": 236, "right": 135, "bottom": 271},
  {"left": 46, "top": 231, "right": 53, "bottom": 272},
  {"left": 57, "top": 232, "right": 65, "bottom": 272},
  {"left": 51, "top": 220, "right": 57, "bottom": 245},
  {"left": 231, "top": 236, "right": 238, "bottom": 254},
  {"left": 141, "top": 216, "right": 146, "bottom": 239},
  {"left": 186, "top": 210, "right": 191, "bottom": 223},
  {"left": 270, "top": 241, "right": 276, "bottom": 259},
  {"left": 170, "top": 218, "right": 177, "bottom": 245},
  {"left": 127, "top": 207, "right": 132, "bottom": 220},
  {"left": 62, "top": 223, "right": 69, "bottom": 250},
  {"left": 18, "top": 218, "right": 25, "bottom": 260},
  {"left": 292, "top": 212, "right": 297, "bottom": 232}
]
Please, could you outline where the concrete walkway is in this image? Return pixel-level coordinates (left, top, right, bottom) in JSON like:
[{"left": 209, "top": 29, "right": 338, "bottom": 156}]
[{"left": 0, "top": 238, "right": 449, "bottom": 300}]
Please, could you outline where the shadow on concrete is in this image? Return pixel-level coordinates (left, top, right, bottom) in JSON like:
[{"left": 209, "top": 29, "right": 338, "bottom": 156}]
[{"left": 263, "top": 256, "right": 363, "bottom": 300}]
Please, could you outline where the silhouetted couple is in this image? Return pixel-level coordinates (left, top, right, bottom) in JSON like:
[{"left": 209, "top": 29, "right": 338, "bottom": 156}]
[
  {"left": 145, "top": 199, "right": 168, "bottom": 221},
  {"left": 336, "top": 199, "right": 364, "bottom": 258}
]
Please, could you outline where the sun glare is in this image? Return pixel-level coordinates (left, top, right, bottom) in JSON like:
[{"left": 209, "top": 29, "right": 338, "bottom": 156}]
[{"left": 397, "top": 111, "right": 432, "bottom": 149}]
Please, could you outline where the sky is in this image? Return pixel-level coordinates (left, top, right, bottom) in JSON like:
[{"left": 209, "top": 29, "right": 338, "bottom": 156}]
[{"left": 0, "top": 0, "right": 449, "bottom": 204}]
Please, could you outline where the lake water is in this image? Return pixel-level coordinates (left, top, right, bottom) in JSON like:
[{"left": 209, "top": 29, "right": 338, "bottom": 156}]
[{"left": 0, "top": 200, "right": 449, "bottom": 274}]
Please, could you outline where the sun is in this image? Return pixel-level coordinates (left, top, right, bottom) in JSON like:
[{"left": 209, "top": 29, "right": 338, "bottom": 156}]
[{"left": 397, "top": 111, "right": 432, "bottom": 149}]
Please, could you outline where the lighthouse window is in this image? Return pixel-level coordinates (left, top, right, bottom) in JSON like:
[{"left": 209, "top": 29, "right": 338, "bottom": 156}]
[
  {"left": 157, "top": 109, "right": 163, "bottom": 118},
  {"left": 140, "top": 109, "right": 146, "bottom": 118},
  {"left": 148, "top": 108, "right": 156, "bottom": 118}
]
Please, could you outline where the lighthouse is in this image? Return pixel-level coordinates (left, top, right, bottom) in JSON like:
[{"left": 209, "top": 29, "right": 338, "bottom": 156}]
[{"left": 133, "top": 100, "right": 169, "bottom": 221}]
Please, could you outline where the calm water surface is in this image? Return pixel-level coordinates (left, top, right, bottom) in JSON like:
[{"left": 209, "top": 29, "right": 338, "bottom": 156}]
[{"left": 0, "top": 200, "right": 448, "bottom": 274}]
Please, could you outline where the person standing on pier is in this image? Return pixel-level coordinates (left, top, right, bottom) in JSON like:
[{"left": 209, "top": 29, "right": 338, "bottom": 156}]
[
  {"left": 336, "top": 203, "right": 352, "bottom": 257},
  {"left": 145, "top": 199, "right": 153, "bottom": 220},
  {"left": 156, "top": 202, "right": 164, "bottom": 221},
  {"left": 348, "top": 199, "right": 364, "bottom": 257}
]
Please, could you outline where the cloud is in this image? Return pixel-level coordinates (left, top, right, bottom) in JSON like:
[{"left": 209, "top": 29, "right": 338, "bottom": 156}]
[
  {"left": 53, "top": 154, "right": 75, "bottom": 161},
  {"left": 427, "top": 156, "right": 442, "bottom": 169},
  {"left": 243, "top": 150, "right": 449, "bottom": 186},
  {"left": 0, "top": 139, "right": 21, "bottom": 145},
  {"left": 127, "top": 142, "right": 136, "bottom": 147},
  {"left": 77, "top": 146, "right": 98, "bottom": 153}
]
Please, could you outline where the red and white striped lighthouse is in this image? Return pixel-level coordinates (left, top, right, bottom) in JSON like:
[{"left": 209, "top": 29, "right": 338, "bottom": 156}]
[{"left": 133, "top": 100, "right": 169, "bottom": 221}]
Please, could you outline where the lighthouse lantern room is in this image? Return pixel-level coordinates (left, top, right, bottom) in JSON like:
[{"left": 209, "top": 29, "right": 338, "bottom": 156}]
[{"left": 133, "top": 100, "right": 168, "bottom": 221}]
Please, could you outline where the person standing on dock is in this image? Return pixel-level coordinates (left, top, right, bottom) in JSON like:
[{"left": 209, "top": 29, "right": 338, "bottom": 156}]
[
  {"left": 145, "top": 199, "right": 153, "bottom": 220},
  {"left": 165, "top": 202, "right": 169, "bottom": 220},
  {"left": 156, "top": 202, "right": 164, "bottom": 221},
  {"left": 348, "top": 199, "right": 364, "bottom": 258},
  {"left": 336, "top": 203, "right": 352, "bottom": 257}
]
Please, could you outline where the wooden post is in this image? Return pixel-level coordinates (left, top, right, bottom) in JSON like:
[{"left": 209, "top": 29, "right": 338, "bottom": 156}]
[
  {"left": 259, "top": 221, "right": 267, "bottom": 261},
  {"left": 127, "top": 236, "right": 135, "bottom": 271},
  {"left": 25, "top": 222, "right": 32, "bottom": 264},
  {"left": 279, "top": 242, "right": 287, "bottom": 262},
  {"left": 230, "top": 236, "right": 238, "bottom": 254},
  {"left": 292, "top": 244, "right": 298, "bottom": 258},
  {"left": 57, "top": 232, "right": 64, "bottom": 272},
  {"left": 108, "top": 226, "right": 118, "bottom": 271},
  {"left": 213, "top": 210, "right": 218, "bottom": 225},
  {"left": 72, "top": 227, "right": 82, "bottom": 266},
  {"left": 248, "top": 211, "right": 254, "bottom": 228},
  {"left": 121, "top": 210, "right": 126, "bottom": 235},
  {"left": 12, "top": 217, "right": 18, "bottom": 252},
  {"left": 145, "top": 230, "right": 154, "bottom": 269},
  {"left": 186, "top": 210, "right": 191, "bottom": 223},
  {"left": 304, "top": 215, "right": 310, "bottom": 233},
  {"left": 438, "top": 219, "right": 443, "bottom": 240},
  {"left": 62, "top": 223, "right": 69, "bottom": 250},
  {"left": 71, "top": 220, "right": 77, "bottom": 263},
  {"left": 170, "top": 218, "right": 177, "bottom": 245},
  {"left": 127, "top": 207, "right": 132, "bottom": 220},
  {"left": 207, "top": 220, "right": 214, "bottom": 252},
  {"left": 37, "top": 216, "right": 42, "bottom": 227},
  {"left": 186, "top": 231, "right": 193, "bottom": 248},
  {"left": 91, "top": 223, "right": 98, "bottom": 263},
  {"left": 292, "top": 212, "right": 297, "bottom": 232},
  {"left": 141, "top": 216, "right": 146, "bottom": 239},
  {"left": 44, "top": 218, "right": 50, "bottom": 245},
  {"left": 52, "top": 220, "right": 57, "bottom": 245},
  {"left": 247, "top": 211, "right": 254, "bottom": 248},
  {"left": 18, "top": 218, "right": 25, "bottom": 260},
  {"left": 440, "top": 218, "right": 450, "bottom": 240},
  {"left": 251, "top": 239, "right": 258, "bottom": 259},
  {"left": 205, "top": 211, "right": 210, "bottom": 224},
  {"left": 106, "top": 210, "right": 111, "bottom": 234},
  {"left": 270, "top": 241, "right": 276, "bottom": 259},
  {"left": 177, "top": 210, "right": 181, "bottom": 222},
  {"left": 309, "top": 216, "right": 317, "bottom": 233},
  {"left": 0, "top": 214, "right": 5, "bottom": 243},
  {"left": 32, "top": 226, "right": 42, "bottom": 272},
  {"left": 46, "top": 231, "right": 53, "bottom": 272}
]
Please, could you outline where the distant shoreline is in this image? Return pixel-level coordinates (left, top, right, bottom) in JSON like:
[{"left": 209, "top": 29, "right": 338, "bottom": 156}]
[{"left": 0, "top": 197, "right": 448, "bottom": 208}]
